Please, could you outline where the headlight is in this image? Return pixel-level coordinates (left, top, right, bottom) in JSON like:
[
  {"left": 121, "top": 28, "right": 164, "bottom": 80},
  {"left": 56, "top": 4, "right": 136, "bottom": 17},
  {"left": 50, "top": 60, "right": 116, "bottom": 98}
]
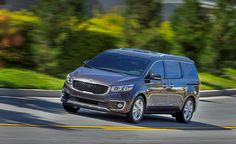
[
  {"left": 66, "top": 74, "right": 73, "bottom": 84},
  {"left": 111, "top": 84, "right": 134, "bottom": 92}
]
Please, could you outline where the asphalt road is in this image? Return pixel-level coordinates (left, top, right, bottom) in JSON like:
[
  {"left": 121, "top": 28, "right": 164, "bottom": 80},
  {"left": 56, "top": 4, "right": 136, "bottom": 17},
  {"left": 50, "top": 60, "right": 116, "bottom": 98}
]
[{"left": 0, "top": 95, "right": 236, "bottom": 144}]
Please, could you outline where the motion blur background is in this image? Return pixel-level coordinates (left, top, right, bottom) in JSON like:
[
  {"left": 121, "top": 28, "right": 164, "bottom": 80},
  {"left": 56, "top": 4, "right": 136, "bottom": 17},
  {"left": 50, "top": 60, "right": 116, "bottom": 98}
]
[{"left": 0, "top": 0, "right": 236, "bottom": 90}]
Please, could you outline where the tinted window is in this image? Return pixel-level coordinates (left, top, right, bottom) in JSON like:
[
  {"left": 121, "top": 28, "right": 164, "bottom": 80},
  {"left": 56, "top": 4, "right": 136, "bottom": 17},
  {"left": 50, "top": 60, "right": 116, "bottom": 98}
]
[
  {"left": 180, "top": 62, "right": 199, "bottom": 79},
  {"left": 86, "top": 52, "right": 150, "bottom": 76},
  {"left": 150, "top": 61, "right": 164, "bottom": 78},
  {"left": 164, "top": 61, "right": 182, "bottom": 79}
]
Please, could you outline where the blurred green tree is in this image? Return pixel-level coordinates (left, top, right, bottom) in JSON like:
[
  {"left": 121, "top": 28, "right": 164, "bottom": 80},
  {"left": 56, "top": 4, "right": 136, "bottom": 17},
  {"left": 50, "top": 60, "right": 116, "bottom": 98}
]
[
  {"left": 124, "top": 0, "right": 162, "bottom": 47},
  {"left": 126, "top": 0, "right": 162, "bottom": 28},
  {"left": 128, "top": 21, "right": 181, "bottom": 54},
  {"left": 31, "top": 0, "right": 85, "bottom": 74},
  {"left": 171, "top": 0, "right": 209, "bottom": 68},
  {"left": 205, "top": 0, "right": 236, "bottom": 69},
  {"left": 0, "top": 10, "right": 38, "bottom": 68}
]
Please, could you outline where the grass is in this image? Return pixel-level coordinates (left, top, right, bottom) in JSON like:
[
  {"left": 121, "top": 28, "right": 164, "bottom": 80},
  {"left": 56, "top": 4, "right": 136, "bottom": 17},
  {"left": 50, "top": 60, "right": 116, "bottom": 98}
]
[
  {"left": 199, "top": 68, "right": 236, "bottom": 90},
  {"left": 0, "top": 68, "right": 235, "bottom": 90},
  {"left": 0, "top": 68, "right": 64, "bottom": 90}
]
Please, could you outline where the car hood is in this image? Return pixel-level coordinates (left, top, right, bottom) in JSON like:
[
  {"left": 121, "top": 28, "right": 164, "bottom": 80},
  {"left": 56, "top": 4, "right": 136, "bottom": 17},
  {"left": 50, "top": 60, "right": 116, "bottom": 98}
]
[{"left": 72, "top": 67, "right": 139, "bottom": 86}]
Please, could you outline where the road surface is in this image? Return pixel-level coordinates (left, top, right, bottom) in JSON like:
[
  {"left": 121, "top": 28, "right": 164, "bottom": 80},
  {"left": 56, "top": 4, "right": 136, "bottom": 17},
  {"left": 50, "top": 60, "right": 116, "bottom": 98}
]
[{"left": 0, "top": 95, "right": 236, "bottom": 144}]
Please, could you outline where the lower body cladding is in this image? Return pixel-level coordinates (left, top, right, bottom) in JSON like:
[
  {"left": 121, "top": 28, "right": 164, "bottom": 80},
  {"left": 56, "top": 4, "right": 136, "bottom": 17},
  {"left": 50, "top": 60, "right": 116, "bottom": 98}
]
[{"left": 61, "top": 89, "right": 132, "bottom": 114}]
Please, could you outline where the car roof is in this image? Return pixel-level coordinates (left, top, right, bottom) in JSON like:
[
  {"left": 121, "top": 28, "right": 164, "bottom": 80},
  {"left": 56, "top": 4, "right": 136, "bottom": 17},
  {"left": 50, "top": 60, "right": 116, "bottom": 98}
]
[{"left": 106, "top": 48, "right": 194, "bottom": 63}]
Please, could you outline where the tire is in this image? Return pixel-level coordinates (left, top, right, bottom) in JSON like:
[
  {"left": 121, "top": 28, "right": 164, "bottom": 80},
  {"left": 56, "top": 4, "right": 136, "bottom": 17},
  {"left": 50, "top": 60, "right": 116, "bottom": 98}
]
[
  {"left": 63, "top": 103, "right": 80, "bottom": 113},
  {"left": 127, "top": 96, "right": 145, "bottom": 123},
  {"left": 175, "top": 97, "right": 195, "bottom": 123}
]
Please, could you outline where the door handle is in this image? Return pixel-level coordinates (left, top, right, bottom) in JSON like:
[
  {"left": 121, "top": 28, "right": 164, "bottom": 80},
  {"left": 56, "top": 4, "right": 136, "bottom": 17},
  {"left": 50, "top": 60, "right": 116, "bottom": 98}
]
[
  {"left": 162, "top": 84, "right": 168, "bottom": 88},
  {"left": 169, "top": 84, "right": 174, "bottom": 88}
]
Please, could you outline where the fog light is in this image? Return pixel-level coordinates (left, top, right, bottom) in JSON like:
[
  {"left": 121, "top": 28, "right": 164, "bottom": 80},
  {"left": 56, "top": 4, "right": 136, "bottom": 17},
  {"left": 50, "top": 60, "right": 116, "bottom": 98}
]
[{"left": 117, "top": 102, "right": 124, "bottom": 109}]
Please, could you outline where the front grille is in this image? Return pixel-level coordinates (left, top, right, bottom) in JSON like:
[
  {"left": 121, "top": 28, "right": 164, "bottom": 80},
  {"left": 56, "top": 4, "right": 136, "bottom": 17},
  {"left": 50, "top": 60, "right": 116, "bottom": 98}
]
[{"left": 73, "top": 80, "right": 109, "bottom": 94}]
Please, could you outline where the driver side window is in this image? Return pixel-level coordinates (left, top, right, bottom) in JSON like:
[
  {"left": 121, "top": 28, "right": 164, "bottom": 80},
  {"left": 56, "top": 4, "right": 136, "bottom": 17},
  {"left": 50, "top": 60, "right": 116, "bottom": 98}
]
[{"left": 150, "top": 61, "right": 165, "bottom": 78}]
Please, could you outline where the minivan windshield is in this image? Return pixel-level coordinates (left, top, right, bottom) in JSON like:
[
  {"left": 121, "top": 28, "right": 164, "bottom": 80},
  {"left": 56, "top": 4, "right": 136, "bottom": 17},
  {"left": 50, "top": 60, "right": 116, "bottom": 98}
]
[{"left": 85, "top": 52, "right": 150, "bottom": 76}]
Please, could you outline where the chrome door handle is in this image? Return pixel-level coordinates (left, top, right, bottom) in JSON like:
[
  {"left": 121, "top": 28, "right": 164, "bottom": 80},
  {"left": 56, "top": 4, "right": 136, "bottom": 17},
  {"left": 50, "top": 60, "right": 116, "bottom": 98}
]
[
  {"left": 162, "top": 85, "right": 167, "bottom": 88},
  {"left": 169, "top": 84, "right": 174, "bottom": 88}
]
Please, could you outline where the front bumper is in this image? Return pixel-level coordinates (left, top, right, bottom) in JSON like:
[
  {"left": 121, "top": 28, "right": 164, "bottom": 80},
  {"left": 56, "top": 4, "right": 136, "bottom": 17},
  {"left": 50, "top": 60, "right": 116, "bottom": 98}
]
[{"left": 61, "top": 83, "right": 133, "bottom": 113}]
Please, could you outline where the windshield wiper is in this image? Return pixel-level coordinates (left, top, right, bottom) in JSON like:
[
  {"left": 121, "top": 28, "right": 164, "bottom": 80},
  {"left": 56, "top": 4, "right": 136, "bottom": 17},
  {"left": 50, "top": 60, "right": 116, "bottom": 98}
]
[
  {"left": 96, "top": 67, "right": 119, "bottom": 73},
  {"left": 84, "top": 65, "right": 96, "bottom": 69}
]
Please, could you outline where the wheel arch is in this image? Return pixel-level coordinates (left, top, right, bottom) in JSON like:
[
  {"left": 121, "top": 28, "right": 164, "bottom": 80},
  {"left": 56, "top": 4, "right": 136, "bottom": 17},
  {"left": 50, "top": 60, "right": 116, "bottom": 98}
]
[
  {"left": 184, "top": 95, "right": 197, "bottom": 112},
  {"left": 135, "top": 93, "right": 147, "bottom": 110}
]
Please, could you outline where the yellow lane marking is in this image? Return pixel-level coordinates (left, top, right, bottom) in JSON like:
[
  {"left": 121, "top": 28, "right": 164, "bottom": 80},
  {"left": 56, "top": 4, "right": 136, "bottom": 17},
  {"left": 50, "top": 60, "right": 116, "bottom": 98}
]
[
  {"left": 224, "top": 126, "right": 236, "bottom": 129},
  {"left": 0, "top": 124, "right": 236, "bottom": 130},
  {"left": 99, "top": 126, "right": 177, "bottom": 131},
  {"left": 0, "top": 124, "right": 178, "bottom": 131}
]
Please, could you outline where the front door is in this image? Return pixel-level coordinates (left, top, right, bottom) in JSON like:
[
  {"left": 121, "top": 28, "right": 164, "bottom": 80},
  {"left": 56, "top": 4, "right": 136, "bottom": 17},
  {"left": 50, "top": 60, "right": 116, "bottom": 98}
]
[{"left": 145, "top": 61, "right": 170, "bottom": 112}]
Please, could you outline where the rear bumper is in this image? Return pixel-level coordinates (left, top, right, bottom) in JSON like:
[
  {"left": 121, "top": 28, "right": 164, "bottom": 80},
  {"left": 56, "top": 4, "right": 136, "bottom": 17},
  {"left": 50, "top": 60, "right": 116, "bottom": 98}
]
[{"left": 61, "top": 83, "right": 133, "bottom": 113}]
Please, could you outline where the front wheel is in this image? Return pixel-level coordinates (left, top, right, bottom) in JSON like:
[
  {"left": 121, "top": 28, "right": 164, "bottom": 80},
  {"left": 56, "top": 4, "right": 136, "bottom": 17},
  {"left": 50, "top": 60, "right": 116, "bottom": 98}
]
[
  {"left": 63, "top": 103, "right": 80, "bottom": 113},
  {"left": 127, "top": 96, "right": 145, "bottom": 123},
  {"left": 175, "top": 97, "right": 195, "bottom": 123}
]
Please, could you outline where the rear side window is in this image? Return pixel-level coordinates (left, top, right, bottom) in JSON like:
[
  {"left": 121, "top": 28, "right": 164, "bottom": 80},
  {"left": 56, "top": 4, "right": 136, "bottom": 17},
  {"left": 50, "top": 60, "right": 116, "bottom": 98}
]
[
  {"left": 180, "top": 62, "right": 199, "bottom": 79},
  {"left": 164, "top": 61, "right": 182, "bottom": 79},
  {"left": 150, "top": 61, "right": 165, "bottom": 78}
]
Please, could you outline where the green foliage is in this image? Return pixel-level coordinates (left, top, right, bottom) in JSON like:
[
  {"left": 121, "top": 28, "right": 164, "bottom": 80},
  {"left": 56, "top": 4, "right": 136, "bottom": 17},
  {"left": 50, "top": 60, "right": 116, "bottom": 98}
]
[
  {"left": 205, "top": 0, "right": 236, "bottom": 69},
  {"left": 223, "top": 68, "right": 236, "bottom": 81},
  {"left": 199, "top": 68, "right": 236, "bottom": 90},
  {"left": 124, "top": 21, "right": 181, "bottom": 54},
  {"left": 0, "top": 68, "right": 64, "bottom": 89},
  {"left": 126, "top": 0, "right": 162, "bottom": 28},
  {"left": 171, "top": 0, "right": 209, "bottom": 68},
  {"left": 0, "top": 10, "right": 38, "bottom": 68},
  {"left": 31, "top": 0, "right": 73, "bottom": 74},
  {"left": 123, "top": 0, "right": 162, "bottom": 48},
  {"left": 78, "top": 13, "right": 124, "bottom": 37},
  {"left": 67, "top": 0, "right": 86, "bottom": 18},
  {"left": 141, "top": 22, "right": 181, "bottom": 54}
]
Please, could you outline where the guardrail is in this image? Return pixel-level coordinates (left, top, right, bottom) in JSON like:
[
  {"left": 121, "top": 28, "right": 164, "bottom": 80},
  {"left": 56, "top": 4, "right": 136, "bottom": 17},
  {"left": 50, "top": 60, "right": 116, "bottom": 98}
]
[{"left": 0, "top": 88, "right": 236, "bottom": 97}]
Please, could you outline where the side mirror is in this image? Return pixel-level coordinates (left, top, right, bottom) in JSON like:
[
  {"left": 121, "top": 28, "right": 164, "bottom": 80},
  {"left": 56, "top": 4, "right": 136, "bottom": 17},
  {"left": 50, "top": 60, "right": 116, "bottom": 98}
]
[
  {"left": 83, "top": 60, "right": 89, "bottom": 65},
  {"left": 149, "top": 72, "right": 162, "bottom": 80}
]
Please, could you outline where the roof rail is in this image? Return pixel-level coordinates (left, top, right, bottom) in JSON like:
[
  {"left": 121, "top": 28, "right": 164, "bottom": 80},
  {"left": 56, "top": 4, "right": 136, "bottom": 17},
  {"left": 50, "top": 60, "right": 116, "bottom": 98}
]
[{"left": 119, "top": 48, "right": 164, "bottom": 55}]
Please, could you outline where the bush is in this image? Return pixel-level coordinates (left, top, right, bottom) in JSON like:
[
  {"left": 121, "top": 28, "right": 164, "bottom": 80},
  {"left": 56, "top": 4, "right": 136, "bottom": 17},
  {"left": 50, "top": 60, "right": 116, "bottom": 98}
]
[
  {"left": 78, "top": 13, "right": 124, "bottom": 37},
  {"left": 121, "top": 21, "right": 181, "bottom": 54},
  {"left": 140, "top": 22, "right": 181, "bottom": 54},
  {"left": 0, "top": 10, "right": 38, "bottom": 68}
]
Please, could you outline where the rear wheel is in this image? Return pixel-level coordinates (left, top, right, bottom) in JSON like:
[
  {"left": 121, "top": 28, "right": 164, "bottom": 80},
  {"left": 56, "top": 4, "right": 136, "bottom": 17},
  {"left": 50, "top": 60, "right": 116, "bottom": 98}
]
[
  {"left": 127, "top": 96, "right": 145, "bottom": 123},
  {"left": 175, "top": 97, "right": 194, "bottom": 123},
  {"left": 63, "top": 103, "right": 80, "bottom": 113}
]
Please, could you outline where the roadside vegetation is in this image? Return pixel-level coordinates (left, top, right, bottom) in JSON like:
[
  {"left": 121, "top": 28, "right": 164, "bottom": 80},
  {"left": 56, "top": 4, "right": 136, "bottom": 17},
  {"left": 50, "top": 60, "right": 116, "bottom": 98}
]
[
  {"left": 0, "top": 0, "right": 235, "bottom": 90},
  {"left": 200, "top": 68, "right": 236, "bottom": 90},
  {"left": 0, "top": 68, "right": 63, "bottom": 90}
]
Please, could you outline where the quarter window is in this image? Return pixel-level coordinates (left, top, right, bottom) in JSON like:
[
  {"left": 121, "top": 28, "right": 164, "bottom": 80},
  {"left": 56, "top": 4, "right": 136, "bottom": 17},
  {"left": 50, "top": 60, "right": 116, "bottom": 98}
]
[{"left": 164, "top": 61, "right": 182, "bottom": 79}]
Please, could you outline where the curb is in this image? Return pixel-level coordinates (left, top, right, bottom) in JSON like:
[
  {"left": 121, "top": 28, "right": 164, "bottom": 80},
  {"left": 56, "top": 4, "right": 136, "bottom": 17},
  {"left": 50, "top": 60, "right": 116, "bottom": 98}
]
[
  {"left": 0, "top": 88, "right": 236, "bottom": 97},
  {"left": 199, "top": 89, "right": 236, "bottom": 97},
  {"left": 0, "top": 88, "right": 61, "bottom": 97}
]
